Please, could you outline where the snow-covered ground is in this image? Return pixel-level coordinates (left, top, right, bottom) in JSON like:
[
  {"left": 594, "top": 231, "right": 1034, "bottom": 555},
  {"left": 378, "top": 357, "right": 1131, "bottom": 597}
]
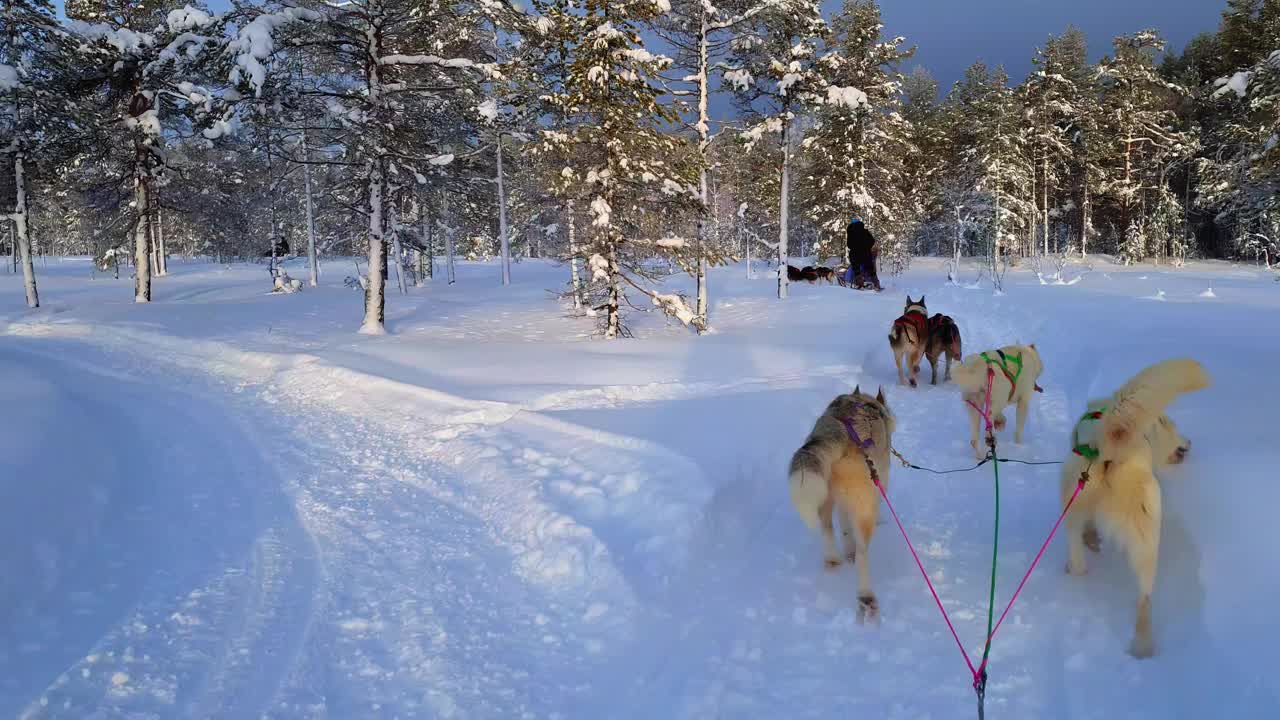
[{"left": 1, "top": 254, "right": 1277, "bottom": 719}]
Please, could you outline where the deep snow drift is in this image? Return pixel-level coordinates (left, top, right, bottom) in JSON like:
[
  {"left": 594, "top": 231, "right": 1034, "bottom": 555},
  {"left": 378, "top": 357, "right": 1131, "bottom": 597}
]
[{"left": 1, "top": 255, "right": 1277, "bottom": 719}]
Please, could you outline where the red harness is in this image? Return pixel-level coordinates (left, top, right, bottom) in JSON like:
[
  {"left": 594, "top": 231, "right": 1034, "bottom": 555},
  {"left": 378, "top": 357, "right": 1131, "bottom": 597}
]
[
  {"left": 894, "top": 310, "right": 929, "bottom": 341},
  {"left": 928, "top": 313, "right": 953, "bottom": 334}
]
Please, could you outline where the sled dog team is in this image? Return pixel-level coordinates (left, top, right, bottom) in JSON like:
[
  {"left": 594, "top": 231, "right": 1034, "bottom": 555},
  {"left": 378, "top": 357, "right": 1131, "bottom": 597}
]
[{"left": 788, "top": 295, "right": 1210, "bottom": 659}]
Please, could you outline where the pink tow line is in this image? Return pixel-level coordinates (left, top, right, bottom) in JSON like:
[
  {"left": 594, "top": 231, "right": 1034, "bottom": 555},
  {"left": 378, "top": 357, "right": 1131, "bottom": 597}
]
[{"left": 877, "top": 367, "right": 1091, "bottom": 689}]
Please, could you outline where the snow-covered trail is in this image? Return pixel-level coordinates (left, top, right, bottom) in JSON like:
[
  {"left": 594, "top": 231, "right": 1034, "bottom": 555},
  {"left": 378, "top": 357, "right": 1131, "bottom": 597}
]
[
  {"left": 2, "top": 257, "right": 1278, "bottom": 718},
  {"left": 0, "top": 337, "right": 320, "bottom": 719}
]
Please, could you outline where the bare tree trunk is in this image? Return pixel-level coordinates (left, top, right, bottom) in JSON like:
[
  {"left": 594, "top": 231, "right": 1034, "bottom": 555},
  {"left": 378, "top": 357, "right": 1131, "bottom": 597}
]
[
  {"left": 567, "top": 198, "right": 582, "bottom": 310},
  {"left": 693, "top": 9, "right": 710, "bottom": 326},
  {"left": 133, "top": 141, "right": 152, "bottom": 303},
  {"left": 389, "top": 200, "right": 408, "bottom": 295},
  {"left": 157, "top": 204, "right": 168, "bottom": 275},
  {"left": 1042, "top": 155, "right": 1050, "bottom": 257},
  {"left": 359, "top": 157, "right": 387, "bottom": 334},
  {"left": 496, "top": 133, "right": 510, "bottom": 286},
  {"left": 1081, "top": 172, "right": 1091, "bottom": 257},
  {"left": 777, "top": 113, "right": 791, "bottom": 300},
  {"left": 605, "top": 240, "right": 621, "bottom": 338},
  {"left": 303, "top": 129, "right": 319, "bottom": 286},
  {"left": 442, "top": 191, "right": 456, "bottom": 284},
  {"left": 10, "top": 151, "right": 39, "bottom": 307}
]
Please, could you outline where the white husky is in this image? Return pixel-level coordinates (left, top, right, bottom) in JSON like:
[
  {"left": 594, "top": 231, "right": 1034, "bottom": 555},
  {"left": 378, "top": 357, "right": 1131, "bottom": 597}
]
[
  {"left": 950, "top": 343, "right": 1044, "bottom": 458},
  {"left": 1059, "top": 358, "right": 1210, "bottom": 658}
]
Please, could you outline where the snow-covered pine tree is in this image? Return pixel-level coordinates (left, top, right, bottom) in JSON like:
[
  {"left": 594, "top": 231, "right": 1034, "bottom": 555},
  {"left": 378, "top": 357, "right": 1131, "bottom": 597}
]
[
  {"left": 528, "top": 0, "right": 591, "bottom": 309},
  {"left": 300, "top": 0, "right": 505, "bottom": 334},
  {"left": 68, "top": 3, "right": 313, "bottom": 302},
  {"left": 1, "top": 0, "right": 79, "bottom": 307},
  {"left": 800, "top": 0, "right": 911, "bottom": 270},
  {"left": 1192, "top": 3, "right": 1280, "bottom": 258},
  {"left": 655, "top": 0, "right": 771, "bottom": 326},
  {"left": 1094, "top": 31, "right": 1193, "bottom": 264},
  {"left": 558, "top": 0, "right": 702, "bottom": 338},
  {"left": 1022, "top": 31, "right": 1084, "bottom": 258},
  {"left": 726, "top": 0, "right": 827, "bottom": 299},
  {"left": 945, "top": 62, "right": 1034, "bottom": 269}
]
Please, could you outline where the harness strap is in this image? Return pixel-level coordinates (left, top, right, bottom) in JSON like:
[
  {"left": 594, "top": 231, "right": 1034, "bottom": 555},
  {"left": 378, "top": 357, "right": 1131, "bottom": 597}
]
[
  {"left": 1071, "top": 408, "right": 1106, "bottom": 458},
  {"left": 838, "top": 416, "right": 875, "bottom": 450},
  {"left": 980, "top": 350, "right": 1024, "bottom": 401}
]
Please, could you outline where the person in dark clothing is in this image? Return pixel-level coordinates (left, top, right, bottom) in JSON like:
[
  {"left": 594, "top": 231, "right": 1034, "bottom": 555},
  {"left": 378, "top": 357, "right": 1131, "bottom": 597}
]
[{"left": 845, "top": 218, "right": 882, "bottom": 290}]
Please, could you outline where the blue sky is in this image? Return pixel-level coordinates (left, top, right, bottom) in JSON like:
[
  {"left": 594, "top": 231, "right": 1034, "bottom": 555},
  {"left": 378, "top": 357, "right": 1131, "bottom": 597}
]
[
  {"left": 868, "top": 0, "right": 1224, "bottom": 92},
  {"left": 57, "top": 0, "right": 1225, "bottom": 96}
]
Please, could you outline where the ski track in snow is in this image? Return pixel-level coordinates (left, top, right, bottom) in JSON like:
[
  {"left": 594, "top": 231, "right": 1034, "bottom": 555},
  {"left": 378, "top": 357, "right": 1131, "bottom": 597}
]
[{"left": 1, "top": 257, "right": 1277, "bottom": 718}]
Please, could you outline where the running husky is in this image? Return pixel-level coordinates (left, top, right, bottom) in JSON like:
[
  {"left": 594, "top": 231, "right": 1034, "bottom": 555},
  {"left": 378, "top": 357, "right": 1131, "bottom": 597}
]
[
  {"left": 888, "top": 296, "right": 929, "bottom": 387},
  {"left": 951, "top": 343, "right": 1044, "bottom": 458},
  {"left": 788, "top": 387, "right": 896, "bottom": 622},
  {"left": 925, "top": 313, "right": 962, "bottom": 385},
  {"left": 1060, "top": 358, "right": 1210, "bottom": 658}
]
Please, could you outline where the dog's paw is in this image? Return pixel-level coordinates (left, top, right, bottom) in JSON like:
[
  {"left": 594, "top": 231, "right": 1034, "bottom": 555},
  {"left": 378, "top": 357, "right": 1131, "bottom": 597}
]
[
  {"left": 856, "top": 594, "right": 879, "bottom": 624},
  {"left": 909, "top": 378, "right": 917, "bottom": 388},
  {"left": 824, "top": 556, "right": 842, "bottom": 570},
  {"left": 1128, "top": 635, "right": 1155, "bottom": 659},
  {"left": 1083, "top": 527, "right": 1102, "bottom": 553},
  {"left": 993, "top": 416, "right": 1007, "bottom": 431}
]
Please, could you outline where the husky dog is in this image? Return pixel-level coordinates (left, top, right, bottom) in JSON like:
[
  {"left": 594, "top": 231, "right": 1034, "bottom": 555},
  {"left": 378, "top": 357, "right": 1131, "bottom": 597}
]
[
  {"left": 951, "top": 343, "right": 1044, "bottom": 458},
  {"left": 786, "top": 264, "right": 806, "bottom": 283},
  {"left": 1061, "top": 358, "right": 1210, "bottom": 658},
  {"left": 888, "top": 296, "right": 929, "bottom": 387},
  {"left": 814, "top": 266, "right": 836, "bottom": 284},
  {"left": 925, "top": 313, "right": 963, "bottom": 385},
  {"left": 788, "top": 386, "right": 896, "bottom": 622}
]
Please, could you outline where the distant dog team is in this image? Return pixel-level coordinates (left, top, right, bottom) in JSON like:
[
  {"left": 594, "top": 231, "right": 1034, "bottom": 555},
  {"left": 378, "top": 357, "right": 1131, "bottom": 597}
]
[{"left": 785, "top": 291, "right": 1207, "bottom": 660}]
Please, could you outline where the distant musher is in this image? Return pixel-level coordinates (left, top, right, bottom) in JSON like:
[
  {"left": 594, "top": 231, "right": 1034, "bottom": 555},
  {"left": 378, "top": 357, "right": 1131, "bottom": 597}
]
[{"left": 844, "top": 218, "right": 882, "bottom": 291}]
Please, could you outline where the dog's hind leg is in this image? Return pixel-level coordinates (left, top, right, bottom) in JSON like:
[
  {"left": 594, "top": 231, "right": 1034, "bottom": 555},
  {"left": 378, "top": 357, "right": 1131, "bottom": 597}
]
[
  {"left": 966, "top": 403, "right": 985, "bottom": 459},
  {"left": 944, "top": 350, "right": 955, "bottom": 382},
  {"left": 1122, "top": 482, "right": 1162, "bottom": 658},
  {"left": 907, "top": 347, "right": 923, "bottom": 388},
  {"left": 1014, "top": 392, "right": 1030, "bottom": 444},
  {"left": 927, "top": 352, "right": 939, "bottom": 385},
  {"left": 893, "top": 347, "right": 907, "bottom": 386},
  {"left": 852, "top": 505, "right": 879, "bottom": 623},
  {"left": 820, "top": 497, "right": 841, "bottom": 569},
  {"left": 1065, "top": 508, "right": 1090, "bottom": 576},
  {"left": 838, "top": 506, "right": 857, "bottom": 562}
]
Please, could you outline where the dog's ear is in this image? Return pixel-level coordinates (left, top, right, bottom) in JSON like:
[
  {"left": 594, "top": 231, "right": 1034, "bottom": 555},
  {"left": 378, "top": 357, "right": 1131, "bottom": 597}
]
[
  {"left": 876, "top": 386, "right": 886, "bottom": 403},
  {"left": 853, "top": 384, "right": 861, "bottom": 397},
  {"left": 905, "top": 295, "right": 913, "bottom": 305},
  {"left": 1030, "top": 342, "right": 1037, "bottom": 349},
  {"left": 919, "top": 295, "right": 926, "bottom": 305}
]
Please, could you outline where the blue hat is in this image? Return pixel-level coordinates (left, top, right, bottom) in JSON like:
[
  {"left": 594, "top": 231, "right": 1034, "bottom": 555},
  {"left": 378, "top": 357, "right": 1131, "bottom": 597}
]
[{"left": 850, "top": 217, "right": 862, "bottom": 224}]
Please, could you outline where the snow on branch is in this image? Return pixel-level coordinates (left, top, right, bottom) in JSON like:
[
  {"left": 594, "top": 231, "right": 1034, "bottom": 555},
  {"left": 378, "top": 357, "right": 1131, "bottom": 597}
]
[
  {"left": 380, "top": 54, "right": 475, "bottom": 68},
  {"left": 166, "top": 7, "right": 215, "bottom": 33},
  {"left": 227, "top": 7, "right": 320, "bottom": 96},
  {"left": 723, "top": 68, "right": 752, "bottom": 91},
  {"left": 1213, "top": 71, "right": 1252, "bottom": 99},
  {"left": 825, "top": 85, "right": 868, "bottom": 110},
  {"left": 0, "top": 64, "right": 19, "bottom": 92},
  {"left": 73, "top": 22, "right": 153, "bottom": 53},
  {"left": 739, "top": 117, "right": 782, "bottom": 150}
]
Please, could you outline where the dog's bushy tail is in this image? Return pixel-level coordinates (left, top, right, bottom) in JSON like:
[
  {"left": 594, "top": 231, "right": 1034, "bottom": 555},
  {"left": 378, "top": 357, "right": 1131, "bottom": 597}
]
[
  {"left": 788, "top": 435, "right": 843, "bottom": 532},
  {"left": 887, "top": 323, "right": 904, "bottom": 349},
  {"left": 1100, "top": 358, "right": 1211, "bottom": 461}
]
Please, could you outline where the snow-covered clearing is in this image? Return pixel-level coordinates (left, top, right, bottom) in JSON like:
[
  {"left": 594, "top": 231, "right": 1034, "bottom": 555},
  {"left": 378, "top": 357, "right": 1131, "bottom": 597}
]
[{"left": 1, "top": 256, "right": 1277, "bottom": 718}]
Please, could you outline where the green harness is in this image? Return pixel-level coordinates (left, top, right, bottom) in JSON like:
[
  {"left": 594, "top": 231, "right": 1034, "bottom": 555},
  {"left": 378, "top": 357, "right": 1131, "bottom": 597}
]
[
  {"left": 1072, "top": 407, "right": 1106, "bottom": 458},
  {"left": 980, "top": 350, "right": 1024, "bottom": 401}
]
